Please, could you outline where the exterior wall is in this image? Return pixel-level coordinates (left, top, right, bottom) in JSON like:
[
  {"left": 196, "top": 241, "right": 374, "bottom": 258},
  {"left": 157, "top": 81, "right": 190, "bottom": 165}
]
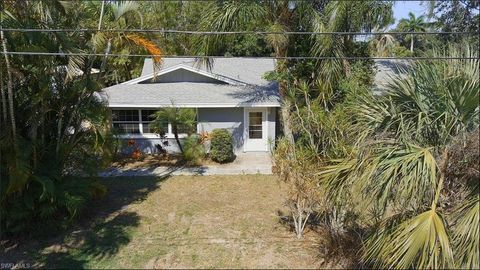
[
  {"left": 115, "top": 107, "right": 278, "bottom": 155},
  {"left": 120, "top": 137, "right": 182, "bottom": 155},
  {"left": 197, "top": 107, "right": 244, "bottom": 152},
  {"left": 267, "top": 107, "right": 276, "bottom": 151},
  {"left": 150, "top": 68, "right": 224, "bottom": 83}
]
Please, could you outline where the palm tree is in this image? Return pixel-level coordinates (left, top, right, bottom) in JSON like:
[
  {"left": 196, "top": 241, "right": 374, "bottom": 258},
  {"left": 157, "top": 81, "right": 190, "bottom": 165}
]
[
  {"left": 0, "top": 30, "right": 16, "bottom": 142},
  {"left": 91, "top": 1, "right": 163, "bottom": 82},
  {"left": 320, "top": 45, "right": 479, "bottom": 268},
  {"left": 397, "top": 12, "right": 428, "bottom": 52},
  {"left": 195, "top": 0, "right": 393, "bottom": 140},
  {"left": 369, "top": 27, "right": 396, "bottom": 57},
  {"left": 150, "top": 107, "right": 197, "bottom": 154}
]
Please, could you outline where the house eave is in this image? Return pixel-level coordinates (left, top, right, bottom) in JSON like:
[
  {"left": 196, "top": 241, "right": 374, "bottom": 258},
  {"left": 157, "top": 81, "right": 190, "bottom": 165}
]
[
  {"left": 107, "top": 103, "right": 281, "bottom": 108},
  {"left": 122, "top": 64, "right": 248, "bottom": 86}
]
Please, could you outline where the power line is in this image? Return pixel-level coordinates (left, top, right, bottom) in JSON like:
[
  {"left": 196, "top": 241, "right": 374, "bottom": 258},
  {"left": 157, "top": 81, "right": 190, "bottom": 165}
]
[
  {"left": 1, "top": 28, "right": 477, "bottom": 36},
  {"left": 1, "top": 51, "right": 478, "bottom": 60},
  {"left": 15, "top": 0, "right": 443, "bottom": 1}
]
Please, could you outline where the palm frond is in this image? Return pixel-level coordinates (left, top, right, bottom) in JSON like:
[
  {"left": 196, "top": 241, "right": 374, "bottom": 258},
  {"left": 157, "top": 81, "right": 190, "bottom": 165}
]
[
  {"left": 364, "top": 209, "right": 454, "bottom": 269},
  {"left": 110, "top": 1, "right": 140, "bottom": 21},
  {"left": 125, "top": 34, "right": 163, "bottom": 73},
  {"left": 452, "top": 195, "right": 479, "bottom": 269}
]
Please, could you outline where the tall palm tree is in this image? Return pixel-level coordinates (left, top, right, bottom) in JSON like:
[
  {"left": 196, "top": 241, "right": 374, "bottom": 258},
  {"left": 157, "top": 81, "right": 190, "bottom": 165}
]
[
  {"left": 195, "top": 0, "right": 393, "bottom": 140},
  {"left": 92, "top": 1, "right": 163, "bottom": 82},
  {"left": 397, "top": 12, "right": 428, "bottom": 52},
  {"left": 0, "top": 30, "right": 16, "bottom": 142},
  {"left": 320, "top": 45, "right": 479, "bottom": 268}
]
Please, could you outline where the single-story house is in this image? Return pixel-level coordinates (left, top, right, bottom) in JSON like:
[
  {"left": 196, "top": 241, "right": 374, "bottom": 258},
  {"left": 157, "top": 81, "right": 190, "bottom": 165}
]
[{"left": 101, "top": 58, "right": 280, "bottom": 153}]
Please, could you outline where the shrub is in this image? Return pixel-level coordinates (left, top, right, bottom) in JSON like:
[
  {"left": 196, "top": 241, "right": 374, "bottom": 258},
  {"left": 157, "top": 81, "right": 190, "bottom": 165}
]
[
  {"left": 210, "top": 129, "right": 234, "bottom": 163},
  {"left": 182, "top": 135, "right": 206, "bottom": 165}
]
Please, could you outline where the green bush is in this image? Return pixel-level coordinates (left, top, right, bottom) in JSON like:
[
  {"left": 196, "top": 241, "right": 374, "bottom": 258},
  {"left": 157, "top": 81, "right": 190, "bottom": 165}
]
[
  {"left": 210, "top": 129, "right": 234, "bottom": 163},
  {"left": 182, "top": 135, "right": 206, "bottom": 165}
]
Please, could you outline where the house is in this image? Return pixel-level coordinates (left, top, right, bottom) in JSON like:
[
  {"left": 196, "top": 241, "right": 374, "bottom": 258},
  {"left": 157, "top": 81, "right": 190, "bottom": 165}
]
[{"left": 101, "top": 58, "right": 280, "bottom": 153}]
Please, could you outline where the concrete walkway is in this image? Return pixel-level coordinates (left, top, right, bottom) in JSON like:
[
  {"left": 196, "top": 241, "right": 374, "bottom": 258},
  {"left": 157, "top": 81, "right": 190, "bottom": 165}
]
[{"left": 99, "top": 152, "right": 273, "bottom": 177}]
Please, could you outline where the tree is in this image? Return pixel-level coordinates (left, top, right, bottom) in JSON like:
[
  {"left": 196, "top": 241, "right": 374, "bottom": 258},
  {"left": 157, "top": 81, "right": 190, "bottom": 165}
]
[
  {"left": 397, "top": 12, "right": 429, "bottom": 52},
  {"left": 195, "top": 0, "right": 393, "bottom": 141},
  {"left": 150, "top": 107, "right": 196, "bottom": 154},
  {"left": 91, "top": 1, "right": 163, "bottom": 85},
  {"left": 0, "top": 0, "right": 111, "bottom": 235},
  {"left": 320, "top": 45, "right": 479, "bottom": 268}
]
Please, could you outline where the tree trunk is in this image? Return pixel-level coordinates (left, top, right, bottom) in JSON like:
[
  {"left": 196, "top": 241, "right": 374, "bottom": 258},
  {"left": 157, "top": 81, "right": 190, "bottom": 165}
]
[
  {"left": 172, "top": 124, "right": 183, "bottom": 153},
  {"left": 280, "top": 99, "right": 294, "bottom": 142},
  {"left": 0, "top": 74, "right": 7, "bottom": 123},
  {"left": 98, "top": 38, "right": 112, "bottom": 80},
  {"left": 275, "top": 47, "right": 294, "bottom": 143},
  {"left": 98, "top": 0, "right": 106, "bottom": 31},
  {"left": 1, "top": 30, "right": 16, "bottom": 142},
  {"left": 410, "top": 36, "right": 414, "bottom": 53}
]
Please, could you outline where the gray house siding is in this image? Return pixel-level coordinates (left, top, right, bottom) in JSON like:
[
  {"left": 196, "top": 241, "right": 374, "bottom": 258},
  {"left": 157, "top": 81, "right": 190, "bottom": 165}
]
[
  {"left": 115, "top": 107, "right": 277, "bottom": 155},
  {"left": 267, "top": 107, "right": 276, "bottom": 151},
  {"left": 197, "top": 108, "right": 244, "bottom": 152},
  {"left": 146, "top": 68, "right": 225, "bottom": 83},
  {"left": 122, "top": 137, "right": 182, "bottom": 154}
]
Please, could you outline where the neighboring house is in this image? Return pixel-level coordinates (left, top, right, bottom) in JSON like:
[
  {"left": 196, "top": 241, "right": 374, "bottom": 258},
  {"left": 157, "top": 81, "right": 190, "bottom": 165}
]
[{"left": 101, "top": 58, "right": 280, "bottom": 153}]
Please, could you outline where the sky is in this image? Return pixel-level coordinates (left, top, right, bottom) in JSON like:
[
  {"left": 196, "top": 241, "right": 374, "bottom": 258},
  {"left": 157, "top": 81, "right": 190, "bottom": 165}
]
[{"left": 392, "top": 1, "right": 428, "bottom": 27}]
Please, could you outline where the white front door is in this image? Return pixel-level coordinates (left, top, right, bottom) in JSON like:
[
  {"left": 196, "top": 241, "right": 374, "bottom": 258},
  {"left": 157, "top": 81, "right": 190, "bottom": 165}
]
[{"left": 244, "top": 108, "right": 268, "bottom": 152}]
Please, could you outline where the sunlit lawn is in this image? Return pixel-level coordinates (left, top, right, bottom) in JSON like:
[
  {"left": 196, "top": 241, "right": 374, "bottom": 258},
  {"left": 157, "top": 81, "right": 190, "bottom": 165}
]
[{"left": 2, "top": 175, "right": 325, "bottom": 269}]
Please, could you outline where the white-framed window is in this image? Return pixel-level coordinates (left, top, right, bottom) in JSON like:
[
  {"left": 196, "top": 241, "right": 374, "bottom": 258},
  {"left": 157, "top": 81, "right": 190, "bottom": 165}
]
[
  {"left": 112, "top": 110, "right": 140, "bottom": 134},
  {"left": 111, "top": 109, "right": 196, "bottom": 138}
]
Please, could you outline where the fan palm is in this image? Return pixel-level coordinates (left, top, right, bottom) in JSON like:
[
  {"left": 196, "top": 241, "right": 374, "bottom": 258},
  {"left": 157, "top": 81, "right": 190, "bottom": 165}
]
[
  {"left": 320, "top": 45, "right": 479, "bottom": 268},
  {"left": 397, "top": 12, "right": 429, "bottom": 52}
]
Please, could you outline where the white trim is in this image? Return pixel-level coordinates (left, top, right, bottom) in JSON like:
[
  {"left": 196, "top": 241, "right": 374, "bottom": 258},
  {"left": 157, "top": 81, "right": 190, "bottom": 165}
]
[
  {"left": 243, "top": 107, "right": 268, "bottom": 152},
  {"left": 137, "top": 109, "right": 143, "bottom": 133},
  {"left": 243, "top": 107, "right": 246, "bottom": 152},
  {"left": 117, "top": 133, "right": 189, "bottom": 139},
  {"left": 122, "top": 65, "right": 247, "bottom": 86},
  {"left": 108, "top": 103, "right": 281, "bottom": 108}
]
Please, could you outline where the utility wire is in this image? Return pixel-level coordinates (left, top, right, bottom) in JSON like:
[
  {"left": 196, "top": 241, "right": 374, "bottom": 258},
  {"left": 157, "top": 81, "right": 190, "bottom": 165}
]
[
  {"left": 1, "top": 28, "right": 477, "bottom": 36},
  {"left": 16, "top": 0, "right": 444, "bottom": 1},
  {"left": 1, "top": 51, "right": 478, "bottom": 60}
]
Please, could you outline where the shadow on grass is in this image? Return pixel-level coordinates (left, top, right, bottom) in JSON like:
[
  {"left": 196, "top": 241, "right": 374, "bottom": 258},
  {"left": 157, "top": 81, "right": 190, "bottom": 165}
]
[{"left": 1, "top": 175, "right": 170, "bottom": 269}]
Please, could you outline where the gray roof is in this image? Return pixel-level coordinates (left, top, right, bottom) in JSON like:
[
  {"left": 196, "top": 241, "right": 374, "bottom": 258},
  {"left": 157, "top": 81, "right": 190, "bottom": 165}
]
[
  {"left": 104, "top": 82, "right": 280, "bottom": 107},
  {"left": 141, "top": 58, "right": 275, "bottom": 86},
  {"left": 373, "top": 60, "right": 410, "bottom": 94},
  {"left": 103, "top": 58, "right": 280, "bottom": 107}
]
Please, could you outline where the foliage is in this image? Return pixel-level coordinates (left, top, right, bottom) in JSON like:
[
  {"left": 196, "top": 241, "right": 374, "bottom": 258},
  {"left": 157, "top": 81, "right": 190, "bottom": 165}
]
[
  {"left": 150, "top": 107, "right": 196, "bottom": 154},
  {"left": 319, "top": 45, "right": 479, "bottom": 268},
  {"left": 273, "top": 138, "right": 322, "bottom": 238},
  {"left": 91, "top": 1, "right": 163, "bottom": 85},
  {"left": 0, "top": 1, "right": 111, "bottom": 236},
  {"left": 209, "top": 129, "right": 234, "bottom": 163},
  {"left": 397, "top": 12, "right": 430, "bottom": 53},
  {"left": 182, "top": 135, "right": 206, "bottom": 165}
]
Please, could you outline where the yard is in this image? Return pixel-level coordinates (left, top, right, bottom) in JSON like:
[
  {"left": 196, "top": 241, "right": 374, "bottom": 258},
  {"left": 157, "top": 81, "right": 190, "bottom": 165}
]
[{"left": 1, "top": 175, "right": 338, "bottom": 269}]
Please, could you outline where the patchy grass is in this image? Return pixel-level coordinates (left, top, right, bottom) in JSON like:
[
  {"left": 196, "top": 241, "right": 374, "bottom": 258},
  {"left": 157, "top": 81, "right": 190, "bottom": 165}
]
[{"left": 2, "top": 175, "right": 330, "bottom": 269}]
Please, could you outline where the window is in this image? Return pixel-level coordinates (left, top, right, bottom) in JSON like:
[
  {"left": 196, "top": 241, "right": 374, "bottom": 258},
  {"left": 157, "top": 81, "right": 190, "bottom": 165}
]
[
  {"left": 141, "top": 110, "right": 157, "bottom": 134},
  {"left": 111, "top": 109, "right": 197, "bottom": 137},
  {"left": 248, "top": 112, "right": 263, "bottom": 139},
  {"left": 112, "top": 110, "right": 140, "bottom": 134}
]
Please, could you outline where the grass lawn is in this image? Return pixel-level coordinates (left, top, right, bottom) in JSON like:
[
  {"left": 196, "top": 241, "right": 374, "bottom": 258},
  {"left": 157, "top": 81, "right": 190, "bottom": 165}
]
[{"left": 2, "top": 175, "right": 328, "bottom": 269}]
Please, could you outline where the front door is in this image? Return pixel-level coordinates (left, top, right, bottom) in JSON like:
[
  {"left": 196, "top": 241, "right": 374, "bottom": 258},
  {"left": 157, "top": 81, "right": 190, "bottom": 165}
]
[{"left": 244, "top": 108, "right": 267, "bottom": 151}]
